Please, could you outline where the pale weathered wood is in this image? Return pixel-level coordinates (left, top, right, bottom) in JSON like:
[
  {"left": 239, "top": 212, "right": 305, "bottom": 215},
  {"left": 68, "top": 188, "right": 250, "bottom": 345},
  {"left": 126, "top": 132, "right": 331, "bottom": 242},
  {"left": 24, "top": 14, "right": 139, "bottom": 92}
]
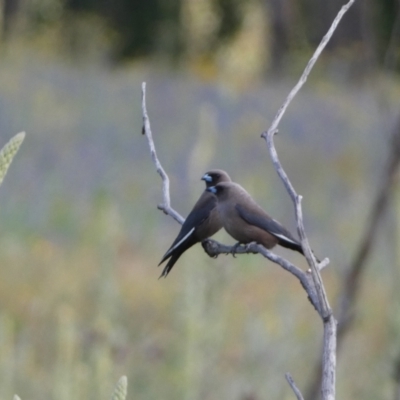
[
  {"left": 141, "top": 82, "right": 184, "bottom": 225},
  {"left": 285, "top": 373, "right": 305, "bottom": 400}
]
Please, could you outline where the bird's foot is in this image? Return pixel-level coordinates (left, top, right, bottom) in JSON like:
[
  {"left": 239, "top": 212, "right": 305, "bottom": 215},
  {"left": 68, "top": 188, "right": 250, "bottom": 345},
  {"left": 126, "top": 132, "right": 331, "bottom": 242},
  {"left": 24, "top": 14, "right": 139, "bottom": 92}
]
[
  {"left": 230, "top": 242, "right": 242, "bottom": 258},
  {"left": 201, "top": 239, "right": 219, "bottom": 258}
]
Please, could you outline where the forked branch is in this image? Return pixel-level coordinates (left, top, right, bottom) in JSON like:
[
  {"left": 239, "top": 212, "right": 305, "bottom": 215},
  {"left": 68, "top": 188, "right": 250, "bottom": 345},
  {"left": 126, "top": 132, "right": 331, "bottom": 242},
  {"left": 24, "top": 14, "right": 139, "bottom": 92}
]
[
  {"left": 141, "top": 84, "right": 319, "bottom": 309},
  {"left": 142, "top": 2, "right": 354, "bottom": 399}
]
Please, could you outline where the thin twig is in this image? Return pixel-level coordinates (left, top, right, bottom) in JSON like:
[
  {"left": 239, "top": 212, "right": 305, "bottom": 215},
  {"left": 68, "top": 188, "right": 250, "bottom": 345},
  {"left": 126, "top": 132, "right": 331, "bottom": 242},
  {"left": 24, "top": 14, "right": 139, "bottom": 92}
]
[
  {"left": 141, "top": 82, "right": 184, "bottom": 225},
  {"left": 261, "top": 0, "right": 355, "bottom": 140},
  {"left": 285, "top": 373, "right": 305, "bottom": 400},
  {"left": 318, "top": 258, "right": 330, "bottom": 271}
]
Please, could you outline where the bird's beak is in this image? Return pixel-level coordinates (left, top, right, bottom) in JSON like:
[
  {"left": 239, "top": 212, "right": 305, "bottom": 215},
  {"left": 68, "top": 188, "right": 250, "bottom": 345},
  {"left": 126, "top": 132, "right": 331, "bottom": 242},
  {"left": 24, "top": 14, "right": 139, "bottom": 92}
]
[
  {"left": 206, "top": 186, "right": 217, "bottom": 194},
  {"left": 202, "top": 174, "right": 212, "bottom": 182}
]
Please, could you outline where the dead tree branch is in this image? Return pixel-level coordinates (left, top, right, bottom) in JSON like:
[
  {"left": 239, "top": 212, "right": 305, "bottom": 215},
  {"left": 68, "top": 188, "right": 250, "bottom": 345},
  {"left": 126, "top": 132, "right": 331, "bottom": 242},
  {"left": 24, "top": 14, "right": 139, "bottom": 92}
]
[
  {"left": 285, "top": 373, "right": 305, "bottom": 400},
  {"left": 264, "top": 129, "right": 331, "bottom": 318},
  {"left": 306, "top": 110, "right": 400, "bottom": 400},
  {"left": 141, "top": 83, "right": 322, "bottom": 311},
  {"left": 202, "top": 239, "right": 320, "bottom": 311},
  {"left": 260, "top": 130, "right": 333, "bottom": 396},
  {"left": 141, "top": 82, "right": 184, "bottom": 225},
  {"left": 260, "top": 0, "right": 356, "bottom": 136},
  {"left": 258, "top": 1, "right": 356, "bottom": 398},
  {"left": 337, "top": 117, "right": 400, "bottom": 335},
  {"left": 262, "top": 129, "right": 337, "bottom": 400},
  {"left": 142, "top": 2, "right": 354, "bottom": 399}
]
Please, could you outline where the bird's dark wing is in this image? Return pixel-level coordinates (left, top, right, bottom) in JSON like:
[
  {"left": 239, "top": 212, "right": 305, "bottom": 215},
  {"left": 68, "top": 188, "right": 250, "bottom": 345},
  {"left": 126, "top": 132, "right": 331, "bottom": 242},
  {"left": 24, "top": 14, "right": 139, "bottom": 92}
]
[
  {"left": 235, "top": 204, "right": 303, "bottom": 254},
  {"left": 159, "top": 193, "right": 216, "bottom": 266}
]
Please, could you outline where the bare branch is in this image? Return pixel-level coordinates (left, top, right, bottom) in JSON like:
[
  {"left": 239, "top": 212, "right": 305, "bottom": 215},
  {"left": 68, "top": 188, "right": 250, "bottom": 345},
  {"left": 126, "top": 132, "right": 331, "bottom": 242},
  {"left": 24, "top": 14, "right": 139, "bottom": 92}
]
[
  {"left": 260, "top": 0, "right": 355, "bottom": 318},
  {"left": 202, "top": 239, "right": 320, "bottom": 311},
  {"left": 321, "top": 318, "right": 337, "bottom": 400},
  {"left": 141, "top": 82, "right": 184, "bottom": 225},
  {"left": 337, "top": 117, "right": 400, "bottom": 332},
  {"left": 257, "top": 2, "right": 356, "bottom": 399},
  {"left": 261, "top": 0, "right": 355, "bottom": 139},
  {"left": 263, "top": 127, "right": 337, "bottom": 400},
  {"left": 141, "top": 82, "right": 319, "bottom": 309},
  {"left": 285, "top": 373, "right": 305, "bottom": 400},
  {"left": 264, "top": 130, "right": 331, "bottom": 318},
  {"left": 141, "top": 82, "right": 320, "bottom": 311},
  {"left": 306, "top": 106, "right": 400, "bottom": 400},
  {"left": 318, "top": 258, "right": 331, "bottom": 272},
  {"left": 143, "top": 3, "right": 355, "bottom": 399}
]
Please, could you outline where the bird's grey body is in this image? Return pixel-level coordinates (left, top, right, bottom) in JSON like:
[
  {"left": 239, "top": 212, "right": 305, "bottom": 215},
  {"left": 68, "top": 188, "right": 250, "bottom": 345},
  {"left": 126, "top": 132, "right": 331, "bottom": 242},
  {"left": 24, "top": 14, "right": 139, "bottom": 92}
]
[{"left": 208, "top": 182, "right": 304, "bottom": 254}]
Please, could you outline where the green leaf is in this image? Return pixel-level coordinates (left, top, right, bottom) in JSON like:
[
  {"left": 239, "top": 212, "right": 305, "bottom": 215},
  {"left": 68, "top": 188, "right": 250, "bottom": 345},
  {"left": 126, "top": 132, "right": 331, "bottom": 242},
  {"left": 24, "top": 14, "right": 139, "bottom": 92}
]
[
  {"left": 0, "top": 132, "right": 25, "bottom": 187},
  {"left": 110, "top": 376, "right": 128, "bottom": 400}
]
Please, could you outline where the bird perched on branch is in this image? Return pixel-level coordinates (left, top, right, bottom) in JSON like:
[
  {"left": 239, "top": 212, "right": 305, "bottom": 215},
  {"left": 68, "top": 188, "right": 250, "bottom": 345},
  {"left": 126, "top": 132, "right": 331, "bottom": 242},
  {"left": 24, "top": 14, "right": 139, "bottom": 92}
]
[
  {"left": 158, "top": 169, "right": 231, "bottom": 278},
  {"left": 207, "top": 182, "right": 305, "bottom": 256}
]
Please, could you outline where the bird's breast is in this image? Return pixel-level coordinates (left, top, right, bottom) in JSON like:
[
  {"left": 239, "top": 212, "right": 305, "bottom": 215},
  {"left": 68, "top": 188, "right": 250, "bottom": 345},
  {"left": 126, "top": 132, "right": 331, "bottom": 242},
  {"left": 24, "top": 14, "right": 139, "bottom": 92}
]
[
  {"left": 218, "top": 203, "right": 250, "bottom": 243},
  {"left": 195, "top": 207, "right": 223, "bottom": 240}
]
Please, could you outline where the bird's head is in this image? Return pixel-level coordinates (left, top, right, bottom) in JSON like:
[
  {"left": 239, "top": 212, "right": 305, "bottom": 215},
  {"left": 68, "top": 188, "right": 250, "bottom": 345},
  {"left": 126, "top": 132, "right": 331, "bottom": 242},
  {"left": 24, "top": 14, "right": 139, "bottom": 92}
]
[
  {"left": 206, "top": 182, "right": 232, "bottom": 200},
  {"left": 201, "top": 169, "right": 231, "bottom": 187}
]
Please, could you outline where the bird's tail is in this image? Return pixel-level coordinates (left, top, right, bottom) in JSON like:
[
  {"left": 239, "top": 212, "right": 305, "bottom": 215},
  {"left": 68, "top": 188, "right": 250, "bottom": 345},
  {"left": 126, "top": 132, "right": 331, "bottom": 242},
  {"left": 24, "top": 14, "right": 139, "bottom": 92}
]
[
  {"left": 278, "top": 239, "right": 320, "bottom": 263},
  {"left": 278, "top": 238, "right": 304, "bottom": 255},
  {"left": 159, "top": 252, "right": 181, "bottom": 279},
  {"left": 158, "top": 235, "right": 197, "bottom": 278}
]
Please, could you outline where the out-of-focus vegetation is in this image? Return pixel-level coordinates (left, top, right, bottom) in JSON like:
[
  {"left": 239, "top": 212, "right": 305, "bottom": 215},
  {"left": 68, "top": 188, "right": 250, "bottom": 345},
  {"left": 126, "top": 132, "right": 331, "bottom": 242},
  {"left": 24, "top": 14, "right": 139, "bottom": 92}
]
[
  {"left": 14, "top": 376, "right": 128, "bottom": 400},
  {"left": 0, "top": 0, "right": 400, "bottom": 399},
  {"left": 2, "top": 0, "right": 400, "bottom": 80},
  {"left": 0, "top": 132, "right": 25, "bottom": 186},
  {"left": 110, "top": 376, "right": 128, "bottom": 400}
]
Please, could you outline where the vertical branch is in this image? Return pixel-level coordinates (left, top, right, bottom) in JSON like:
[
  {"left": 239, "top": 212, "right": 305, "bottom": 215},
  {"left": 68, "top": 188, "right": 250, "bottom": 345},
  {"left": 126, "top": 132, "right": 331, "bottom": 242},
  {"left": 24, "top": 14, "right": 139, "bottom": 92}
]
[
  {"left": 321, "top": 317, "right": 337, "bottom": 400},
  {"left": 261, "top": 0, "right": 355, "bottom": 320},
  {"left": 264, "top": 130, "right": 331, "bottom": 317},
  {"left": 261, "top": 0, "right": 355, "bottom": 138},
  {"left": 142, "top": 1, "right": 356, "bottom": 398},
  {"left": 338, "top": 119, "right": 400, "bottom": 333},
  {"left": 264, "top": 129, "right": 337, "bottom": 400},
  {"left": 141, "top": 82, "right": 184, "bottom": 225},
  {"left": 259, "top": 1, "right": 355, "bottom": 399}
]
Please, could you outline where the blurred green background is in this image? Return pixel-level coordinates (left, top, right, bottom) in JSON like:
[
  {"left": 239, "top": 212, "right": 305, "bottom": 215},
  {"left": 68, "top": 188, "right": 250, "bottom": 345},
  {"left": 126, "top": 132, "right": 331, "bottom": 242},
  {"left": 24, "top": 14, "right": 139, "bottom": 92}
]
[{"left": 1, "top": 0, "right": 400, "bottom": 399}]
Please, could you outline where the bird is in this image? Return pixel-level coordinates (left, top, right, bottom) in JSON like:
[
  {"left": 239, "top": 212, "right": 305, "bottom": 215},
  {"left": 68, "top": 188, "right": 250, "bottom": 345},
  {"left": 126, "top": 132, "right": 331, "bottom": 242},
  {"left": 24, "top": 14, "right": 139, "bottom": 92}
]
[
  {"left": 206, "top": 182, "right": 305, "bottom": 256},
  {"left": 158, "top": 169, "right": 232, "bottom": 278}
]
